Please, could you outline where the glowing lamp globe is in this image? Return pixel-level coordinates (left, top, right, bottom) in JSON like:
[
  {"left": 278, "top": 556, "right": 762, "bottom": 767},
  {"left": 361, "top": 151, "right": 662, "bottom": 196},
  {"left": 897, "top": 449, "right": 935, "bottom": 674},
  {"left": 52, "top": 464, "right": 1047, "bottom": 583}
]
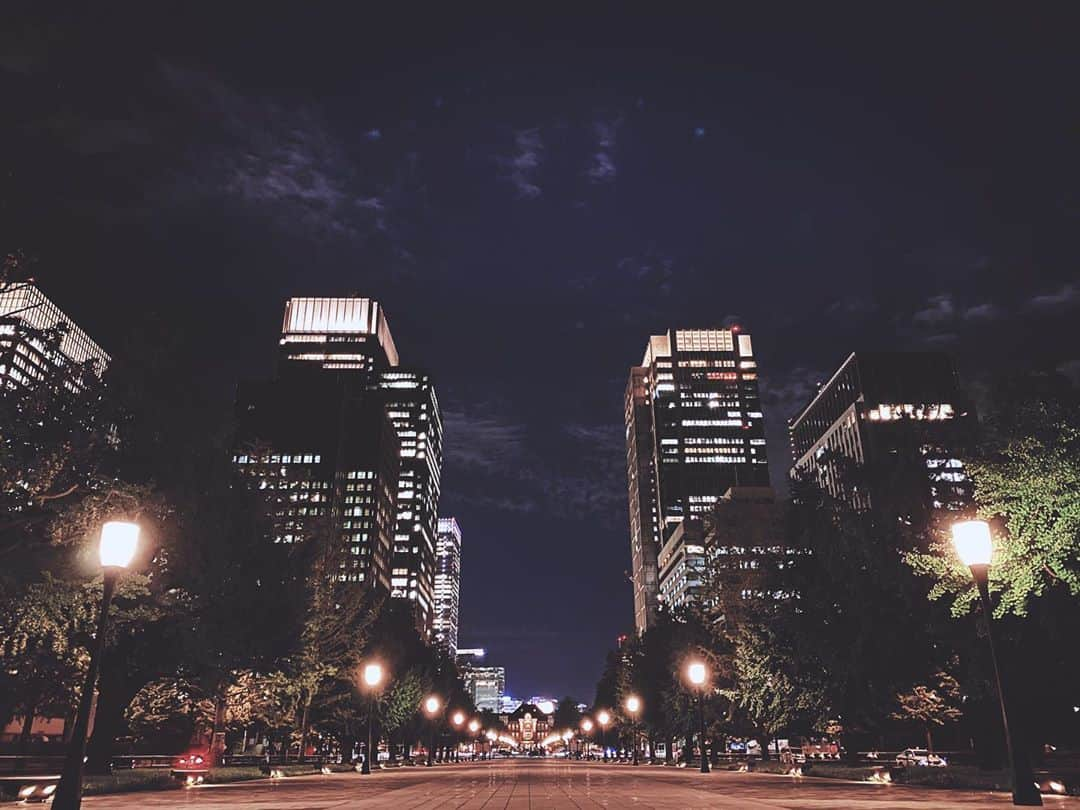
[
  {"left": 581, "top": 718, "right": 593, "bottom": 732},
  {"left": 486, "top": 730, "right": 496, "bottom": 741},
  {"left": 952, "top": 520, "right": 993, "bottom": 567},
  {"left": 625, "top": 695, "right": 641, "bottom": 714},
  {"left": 362, "top": 662, "right": 384, "bottom": 688},
  {"left": 452, "top": 711, "right": 465, "bottom": 726},
  {"left": 468, "top": 720, "right": 480, "bottom": 733},
  {"left": 425, "top": 696, "right": 441, "bottom": 715},
  {"left": 597, "top": 710, "right": 610, "bottom": 726},
  {"left": 99, "top": 521, "right": 139, "bottom": 569},
  {"left": 688, "top": 661, "right": 707, "bottom": 686}
]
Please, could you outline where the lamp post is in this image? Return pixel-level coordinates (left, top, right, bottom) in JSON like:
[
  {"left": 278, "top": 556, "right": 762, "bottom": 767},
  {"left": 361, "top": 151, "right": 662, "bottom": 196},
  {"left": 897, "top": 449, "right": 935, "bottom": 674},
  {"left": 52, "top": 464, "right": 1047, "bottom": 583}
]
[
  {"left": 424, "top": 695, "right": 441, "bottom": 766},
  {"left": 54, "top": 522, "right": 140, "bottom": 810},
  {"left": 361, "top": 662, "right": 384, "bottom": 775},
  {"left": 687, "top": 661, "right": 710, "bottom": 773},
  {"left": 625, "top": 696, "right": 641, "bottom": 766},
  {"left": 952, "top": 520, "right": 1041, "bottom": 807},
  {"left": 452, "top": 711, "right": 464, "bottom": 761},
  {"left": 468, "top": 719, "right": 480, "bottom": 760},
  {"left": 486, "top": 730, "right": 497, "bottom": 759},
  {"left": 597, "top": 710, "right": 611, "bottom": 762},
  {"left": 581, "top": 718, "right": 593, "bottom": 759}
]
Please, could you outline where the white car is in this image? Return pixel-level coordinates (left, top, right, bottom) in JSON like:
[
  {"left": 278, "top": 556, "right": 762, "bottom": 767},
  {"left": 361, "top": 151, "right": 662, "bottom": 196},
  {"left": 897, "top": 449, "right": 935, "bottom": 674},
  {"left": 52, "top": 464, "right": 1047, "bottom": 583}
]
[{"left": 895, "top": 748, "right": 947, "bottom": 767}]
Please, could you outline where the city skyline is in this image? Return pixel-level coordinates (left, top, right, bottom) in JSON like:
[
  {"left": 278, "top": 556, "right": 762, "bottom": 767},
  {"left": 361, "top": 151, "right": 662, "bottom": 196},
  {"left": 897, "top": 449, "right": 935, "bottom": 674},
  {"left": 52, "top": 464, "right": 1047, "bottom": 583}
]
[{"left": 4, "top": 5, "right": 1080, "bottom": 702}]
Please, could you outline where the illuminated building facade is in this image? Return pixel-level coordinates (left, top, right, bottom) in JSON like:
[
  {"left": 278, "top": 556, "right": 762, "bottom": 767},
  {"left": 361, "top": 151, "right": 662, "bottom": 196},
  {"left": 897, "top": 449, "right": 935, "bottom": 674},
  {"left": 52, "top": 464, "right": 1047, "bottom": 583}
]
[
  {"left": 235, "top": 297, "right": 444, "bottom": 605},
  {"left": 433, "top": 517, "right": 462, "bottom": 653},
  {"left": 376, "top": 370, "right": 443, "bottom": 631},
  {"left": 656, "top": 519, "right": 706, "bottom": 612},
  {"left": 0, "top": 284, "right": 109, "bottom": 386},
  {"left": 625, "top": 328, "right": 769, "bottom": 633},
  {"left": 789, "top": 352, "right": 975, "bottom": 511},
  {"left": 462, "top": 665, "right": 505, "bottom": 713},
  {"left": 505, "top": 703, "right": 552, "bottom": 752}
]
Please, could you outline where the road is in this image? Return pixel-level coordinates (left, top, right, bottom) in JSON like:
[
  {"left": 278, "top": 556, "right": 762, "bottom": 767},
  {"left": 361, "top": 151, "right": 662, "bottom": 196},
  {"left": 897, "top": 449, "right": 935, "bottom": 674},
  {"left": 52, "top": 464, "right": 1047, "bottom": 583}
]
[{"left": 83, "top": 759, "right": 1079, "bottom": 809}]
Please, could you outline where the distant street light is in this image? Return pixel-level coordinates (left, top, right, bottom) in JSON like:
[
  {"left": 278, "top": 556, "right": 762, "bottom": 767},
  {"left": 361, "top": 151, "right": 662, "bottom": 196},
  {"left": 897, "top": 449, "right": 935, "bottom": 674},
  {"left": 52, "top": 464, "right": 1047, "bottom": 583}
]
[
  {"left": 360, "top": 662, "right": 385, "bottom": 775},
  {"left": 687, "top": 661, "right": 710, "bottom": 773},
  {"left": 597, "top": 709, "right": 611, "bottom": 762},
  {"left": 952, "top": 520, "right": 1041, "bottom": 807},
  {"left": 581, "top": 718, "right": 593, "bottom": 758},
  {"left": 625, "top": 695, "right": 642, "bottom": 766},
  {"left": 54, "top": 522, "right": 140, "bottom": 810},
  {"left": 451, "top": 711, "right": 465, "bottom": 762},
  {"left": 424, "top": 695, "right": 442, "bottom": 766}
]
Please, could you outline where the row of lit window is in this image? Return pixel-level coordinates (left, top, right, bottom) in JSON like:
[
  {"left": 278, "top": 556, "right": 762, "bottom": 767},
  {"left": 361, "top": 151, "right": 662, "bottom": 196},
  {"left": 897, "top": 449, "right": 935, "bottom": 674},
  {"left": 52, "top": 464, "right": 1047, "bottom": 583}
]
[{"left": 234, "top": 453, "right": 323, "bottom": 465}]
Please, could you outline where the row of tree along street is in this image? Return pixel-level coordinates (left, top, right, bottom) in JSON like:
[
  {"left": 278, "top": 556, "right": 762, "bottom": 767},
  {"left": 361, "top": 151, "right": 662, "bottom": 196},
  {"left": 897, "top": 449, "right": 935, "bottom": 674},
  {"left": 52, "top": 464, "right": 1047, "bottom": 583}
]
[
  {"left": 594, "top": 371, "right": 1080, "bottom": 769},
  {"left": 0, "top": 311, "right": 474, "bottom": 768}
]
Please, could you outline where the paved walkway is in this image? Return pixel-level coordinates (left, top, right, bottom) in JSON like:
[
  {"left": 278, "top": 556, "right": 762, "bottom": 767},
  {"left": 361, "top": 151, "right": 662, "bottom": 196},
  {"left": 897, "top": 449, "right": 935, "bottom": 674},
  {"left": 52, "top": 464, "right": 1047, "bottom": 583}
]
[{"left": 82, "top": 759, "right": 1079, "bottom": 809}]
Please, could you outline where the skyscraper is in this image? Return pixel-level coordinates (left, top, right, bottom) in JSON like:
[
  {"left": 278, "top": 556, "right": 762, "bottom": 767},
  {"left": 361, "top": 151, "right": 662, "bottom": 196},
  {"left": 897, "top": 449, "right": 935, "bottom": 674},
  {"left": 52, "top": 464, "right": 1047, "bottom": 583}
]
[
  {"left": 624, "top": 327, "right": 769, "bottom": 633},
  {"left": 0, "top": 283, "right": 109, "bottom": 386},
  {"left": 377, "top": 370, "right": 443, "bottom": 631},
  {"left": 433, "top": 517, "right": 462, "bottom": 654},
  {"left": 235, "top": 297, "right": 442, "bottom": 612},
  {"left": 789, "top": 351, "right": 975, "bottom": 512}
]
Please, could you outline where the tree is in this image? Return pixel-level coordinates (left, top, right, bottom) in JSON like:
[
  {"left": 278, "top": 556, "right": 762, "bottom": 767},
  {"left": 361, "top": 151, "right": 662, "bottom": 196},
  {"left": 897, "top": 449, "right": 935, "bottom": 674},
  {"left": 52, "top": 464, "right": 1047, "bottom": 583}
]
[
  {"left": 906, "top": 372, "right": 1080, "bottom": 617},
  {"left": 890, "top": 671, "right": 963, "bottom": 753},
  {"left": 552, "top": 697, "right": 581, "bottom": 733},
  {"left": 289, "top": 522, "right": 377, "bottom": 762}
]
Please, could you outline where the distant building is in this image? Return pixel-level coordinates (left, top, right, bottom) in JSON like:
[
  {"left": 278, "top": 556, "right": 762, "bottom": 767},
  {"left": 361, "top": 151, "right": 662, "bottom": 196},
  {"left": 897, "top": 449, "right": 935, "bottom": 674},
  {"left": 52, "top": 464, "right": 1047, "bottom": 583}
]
[
  {"left": 625, "top": 327, "right": 769, "bottom": 633},
  {"left": 789, "top": 352, "right": 975, "bottom": 512},
  {"left": 433, "top": 517, "right": 462, "bottom": 653},
  {"left": 499, "top": 695, "right": 523, "bottom": 714},
  {"left": 0, "top": 283, "right": 109, "bottom": 386},
  {"left": 463, "top": 666, "right": 505, "bottom": 713},
  {"left": 505, "top": 703, "right": 552, "bottom": 752}
]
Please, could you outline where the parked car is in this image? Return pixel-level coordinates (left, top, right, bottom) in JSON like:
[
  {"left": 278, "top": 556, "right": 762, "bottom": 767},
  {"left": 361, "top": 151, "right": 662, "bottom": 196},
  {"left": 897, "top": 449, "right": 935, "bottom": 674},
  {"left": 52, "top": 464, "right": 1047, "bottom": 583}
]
[
  {"left": 895, "top": 748, "right": 947, "bottom": 767},
  {"left": 171, "top": 749, "right": 211, "bottom": 782}
]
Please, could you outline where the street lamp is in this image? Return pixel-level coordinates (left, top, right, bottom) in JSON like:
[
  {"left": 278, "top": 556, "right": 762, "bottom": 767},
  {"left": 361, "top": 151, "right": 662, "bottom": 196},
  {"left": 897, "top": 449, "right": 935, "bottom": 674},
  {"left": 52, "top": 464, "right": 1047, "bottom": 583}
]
[
  {"left": 486, "top": 729, "right": 497, "bottom": 759},
  {"left": 687, "top": 660, "right": 710, "bottom": 773},
  {"left": 451, "top": 712, "right": 465, "bottom": 761},
  {"left": 581, "top": 718, "right": 593, "bottom": 759},
  {"left": 361, "top": 662, "right": 385, "bottom": 775},
  {"left": 562, "top": 730, "right": 573, "bottom": 758},
  {"left": 424, "top": 695, "right": 441, "bottom": 766},
  {"left": 625, "top": 695, "right": 641, "bottom": 766},
  {"left": 597, "top": 710, "right": 611, "bottom": 762},
  {"left": 54, "top": 521, "right": 140, "bottom": 810},
  {"left": 468, "top": 719, "right": 480, "bottom": 760},
  {"left": 952, "top": 520, "right": 1041, "bottom": 807}
]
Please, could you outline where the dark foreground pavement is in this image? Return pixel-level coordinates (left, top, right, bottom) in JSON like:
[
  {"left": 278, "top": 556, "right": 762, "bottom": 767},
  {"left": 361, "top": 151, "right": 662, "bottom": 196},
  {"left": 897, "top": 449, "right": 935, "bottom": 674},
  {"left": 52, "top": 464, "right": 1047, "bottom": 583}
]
[{"left": 81, "top": 759, "right": 1080, "bottom": 809}]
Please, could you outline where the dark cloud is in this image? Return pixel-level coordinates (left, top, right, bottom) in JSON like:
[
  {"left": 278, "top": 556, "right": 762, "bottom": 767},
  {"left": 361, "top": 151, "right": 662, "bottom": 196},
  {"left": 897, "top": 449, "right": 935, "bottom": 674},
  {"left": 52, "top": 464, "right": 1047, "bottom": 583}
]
[
  {"left": 1028, "top": 283, "right": 1079, "bottom": 310},
  {"left": 913, "top": 293, "right": 955, "bottom": 323},
  {"left": 586, "top": 116, "right": 620, "bottom": 183},
  {"left": 498, "top": 127, "right": 544, "bottom": 199}
]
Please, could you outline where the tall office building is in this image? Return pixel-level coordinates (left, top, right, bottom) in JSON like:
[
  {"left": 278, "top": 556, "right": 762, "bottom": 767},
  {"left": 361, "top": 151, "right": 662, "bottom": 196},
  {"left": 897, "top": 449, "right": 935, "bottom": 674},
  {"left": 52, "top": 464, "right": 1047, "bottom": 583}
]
[
  {"left": 625, "top": 327, "right": 769, "bottom": 633},
  {"left": 0, "top": 283, "right": 109, "bottom": 386},
  {"left": 464, "top": 666, "right": 505, "bottom": 713},
  {"left": 433, "top": 517, "right": 462, "bottom": 654},
  {"left": 789, "top": 352, "right": 975, "bottom": 512},
  {"left": 377, "top": 370, "right": 443, "bottom": 631},
  {"left": 235, "top": 297, "right": 442, "bottom": 612}
]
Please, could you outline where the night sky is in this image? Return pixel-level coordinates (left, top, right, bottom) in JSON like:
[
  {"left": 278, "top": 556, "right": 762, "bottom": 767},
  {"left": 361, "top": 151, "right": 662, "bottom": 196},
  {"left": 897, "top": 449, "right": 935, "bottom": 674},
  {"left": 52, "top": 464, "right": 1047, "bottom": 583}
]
[{"left": 3, "top": 5, "right": 1080, "bottom": 702}]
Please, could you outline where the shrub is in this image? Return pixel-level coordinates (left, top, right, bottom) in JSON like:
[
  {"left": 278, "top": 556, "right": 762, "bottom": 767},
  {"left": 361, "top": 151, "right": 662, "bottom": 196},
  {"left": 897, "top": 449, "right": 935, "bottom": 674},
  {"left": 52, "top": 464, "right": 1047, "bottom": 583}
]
[
  {"left": 82, "top": 769, "right": 179, "bottom": 796},
  {"left": 206, "top": 766, "right": 266, "bottom": 784}
]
